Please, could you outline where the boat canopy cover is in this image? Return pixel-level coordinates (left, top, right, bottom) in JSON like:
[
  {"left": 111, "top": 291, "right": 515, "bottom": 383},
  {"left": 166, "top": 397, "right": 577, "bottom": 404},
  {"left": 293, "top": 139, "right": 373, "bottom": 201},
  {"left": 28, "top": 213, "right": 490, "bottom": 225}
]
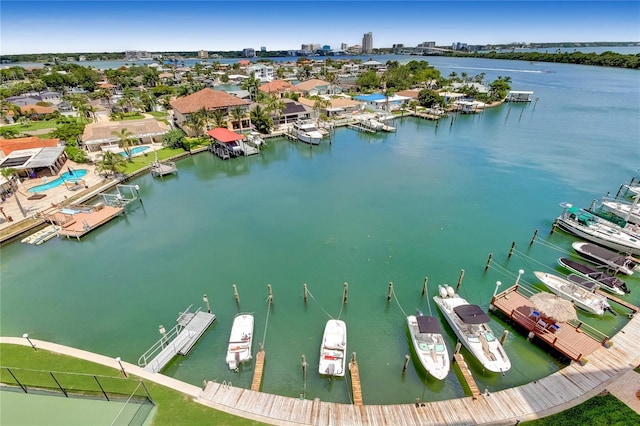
[
  {"left": 416, "top": 315, "right": 443, "bottom": 334},
  {"left": 566, "top": 207, "right": 595, "bottom": 225},
  {"left": 453, "top": 305, "right": 490, "bottom": 324}
]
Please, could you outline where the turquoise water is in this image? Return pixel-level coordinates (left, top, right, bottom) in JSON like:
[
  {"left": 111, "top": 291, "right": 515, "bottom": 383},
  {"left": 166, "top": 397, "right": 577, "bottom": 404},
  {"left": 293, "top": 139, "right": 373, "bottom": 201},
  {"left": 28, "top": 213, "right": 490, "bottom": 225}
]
[
  {"left": 120, "top": 146, "right": 150, "bottom": 157},
  {"left": 2, "top": 58, "right": 639, "bottom": 405},
  {"left": 27, "top": 169, "right": 88, "bottom": 193}
]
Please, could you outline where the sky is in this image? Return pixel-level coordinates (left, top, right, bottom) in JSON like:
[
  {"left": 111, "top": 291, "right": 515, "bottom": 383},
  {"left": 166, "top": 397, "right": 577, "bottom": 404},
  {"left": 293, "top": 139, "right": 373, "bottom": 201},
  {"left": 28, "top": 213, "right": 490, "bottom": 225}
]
[{"left": 1, "top": 1, "right": 639, "bottom": 55}]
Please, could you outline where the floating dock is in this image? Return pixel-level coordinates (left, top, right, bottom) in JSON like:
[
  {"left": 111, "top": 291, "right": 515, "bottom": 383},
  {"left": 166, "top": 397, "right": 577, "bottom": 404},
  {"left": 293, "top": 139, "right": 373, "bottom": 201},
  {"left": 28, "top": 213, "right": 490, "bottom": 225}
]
[
  {"left": 491, "top": 284, "right": 607, "bottom": 363},
  {"left": 138, "top": 305, "right": 216, "bottom": 373},
  {"left": 20, "top": 224, "right": 59, "bottom": 245}
]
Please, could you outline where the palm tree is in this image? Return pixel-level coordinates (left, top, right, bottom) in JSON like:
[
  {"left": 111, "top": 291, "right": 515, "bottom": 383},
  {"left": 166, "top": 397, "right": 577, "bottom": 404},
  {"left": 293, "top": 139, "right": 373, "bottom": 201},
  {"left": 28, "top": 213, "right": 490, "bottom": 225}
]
[
  {"left": 210, "top": 109, "right": 227, "bottom": 129},
  {"left": 250, "top": 105, "right": 272, "bottom": 134},
  {"left": 265, "top": 95, "right": 286, "bottom": 125},
  {"left": 230, "top": 106, "right": 247, "bottom": 132},
  {"left": 313, "top": 98, "right": 331, "bottom": 125},
  {"left": 111, "top": 128, "right": 135, "bottom": 162},
  {"left": 184, "top": 108, "right": 207, "bottom": 136},
  {"left": 95, "top": 151, "right": 126, "bottom": 177},
  {"left": 242, "top": 72, "right": 260, "bottom": 102}
]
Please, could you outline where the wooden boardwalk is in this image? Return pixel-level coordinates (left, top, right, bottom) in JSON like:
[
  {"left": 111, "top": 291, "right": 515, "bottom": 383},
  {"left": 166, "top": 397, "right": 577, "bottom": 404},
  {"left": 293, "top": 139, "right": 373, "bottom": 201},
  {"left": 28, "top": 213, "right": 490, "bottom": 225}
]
[
  {"left": 251, "top": 349, "right": 265, "bottom": 391},
  {"left": 453, "top": 353, "right": 481, "bottom": 399},
  {"left": 196, "top": 312, "right": 640, "bottom": 424},
  {"left": 491, "top": 285, "right": 604, "bottom": 363},
  {"left": 348, "top": 359, "right": 363, "bottom": 406},
  {"left": 595, "top": 289, "right": 639, "bottom": 315}
]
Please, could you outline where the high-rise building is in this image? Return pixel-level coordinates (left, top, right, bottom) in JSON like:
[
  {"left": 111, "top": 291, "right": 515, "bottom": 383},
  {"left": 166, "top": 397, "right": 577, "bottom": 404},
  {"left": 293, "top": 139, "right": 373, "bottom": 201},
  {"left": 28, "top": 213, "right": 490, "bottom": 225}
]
[
  {"left": 341, "top": 43, "right": 348, "bottom": 51},
  {"left": 198, "top": 50, "right": 209, "bottom": 59},
  {"left": 242, "top": 48, "right": 256, "bottom": 58},
  {"left": 362, "top": 32, "right": 373, "bottom": 54},
  {"left": 260, "top": 46, "right": 267, "bottom": 52}
]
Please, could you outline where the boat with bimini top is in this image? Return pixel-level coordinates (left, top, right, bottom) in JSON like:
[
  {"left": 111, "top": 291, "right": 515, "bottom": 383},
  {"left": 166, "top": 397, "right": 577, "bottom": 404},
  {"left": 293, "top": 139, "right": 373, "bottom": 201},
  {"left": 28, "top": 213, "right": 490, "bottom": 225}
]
[
  {"left": 433, "top": 284, "right": 511, "bottom": 374},
  {"left": 554, "top": 203, "right": 640, "bottom": 255},
  {"left": 406, "top": 310, "right": 450, "bottom": 380},
  {"left": 291, "top": 120, "right": 323, "bottom": 145}
]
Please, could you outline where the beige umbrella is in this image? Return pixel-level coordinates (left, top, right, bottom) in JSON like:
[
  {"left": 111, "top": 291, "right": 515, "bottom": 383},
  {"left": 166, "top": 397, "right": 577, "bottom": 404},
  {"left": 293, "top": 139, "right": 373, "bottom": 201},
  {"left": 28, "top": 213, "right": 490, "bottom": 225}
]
[{"left": 529, "top": 292, "right": 578, "bottom": 323}]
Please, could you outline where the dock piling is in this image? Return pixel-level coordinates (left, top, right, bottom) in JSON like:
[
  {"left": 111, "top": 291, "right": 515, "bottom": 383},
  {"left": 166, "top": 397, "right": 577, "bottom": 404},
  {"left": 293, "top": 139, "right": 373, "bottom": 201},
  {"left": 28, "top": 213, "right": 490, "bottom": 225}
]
[
  {"left": 508, "top": 241, "right": 516, "bottom": 258},
  {"left": 484, "top": 253, "right": 493, "bottom": 271},
  {"left": 421, "top": 277, "right": 428, "bottom": 297},
  {"left": 232, "top": 284, "right": 240, "bottom": 304},
  {"left": 343, "top": 282, "right": 348, "bottom": 304},
  {"left": 267, "top": 284, "right": 273, "bottom": 304},
  {"left": 500, "top": 330, "right": 509, "bottom": 345},
  {"left": 202, "top": 294, "right": 211, "bottom": 313},
  {"left": 456, "top": 269, "right": 465, "bottom": 292},
  {"left": 387, "top": 282, "right": 393, "bottom": 302},
  {"left": 529, "top": 229, "right": 538, "bottom": 246},
  {"left": 303, "top": 283, "right": 308, "bottom": 303},
  {"left": 402, "top": 354, "right": 410, "bottom": 373}
]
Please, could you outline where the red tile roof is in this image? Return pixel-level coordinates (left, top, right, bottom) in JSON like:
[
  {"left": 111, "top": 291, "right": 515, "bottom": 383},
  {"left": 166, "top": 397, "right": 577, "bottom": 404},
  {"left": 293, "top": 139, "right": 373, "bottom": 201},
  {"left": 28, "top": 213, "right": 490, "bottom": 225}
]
[
  {"left": 0, "top": 137, "right": 60, "bottom": 156},
  {"left": 258, "top": 80, "right": 293, "bottom": 94},
  {"left": 170, "top": 88, "right": 250, "bottom": 114},
  {"left": 207, "top": 128, "right": 244, "bottom": 143}
]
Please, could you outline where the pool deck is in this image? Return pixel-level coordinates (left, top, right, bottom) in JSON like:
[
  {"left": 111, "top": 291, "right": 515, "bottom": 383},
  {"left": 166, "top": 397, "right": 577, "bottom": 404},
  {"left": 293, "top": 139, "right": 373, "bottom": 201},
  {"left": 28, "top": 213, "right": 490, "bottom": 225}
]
[{"left": 2, "top": 313, "right": 639, "bottom": 425}]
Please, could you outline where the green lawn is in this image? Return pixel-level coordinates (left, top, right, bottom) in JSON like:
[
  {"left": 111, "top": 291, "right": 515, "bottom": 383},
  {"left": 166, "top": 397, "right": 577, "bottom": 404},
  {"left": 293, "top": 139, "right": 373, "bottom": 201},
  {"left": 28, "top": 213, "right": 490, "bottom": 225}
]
[
  {"left": 0, "top": 344, "right": 264, "bottom": 426},
  {"left": 2, "top": 120, "right": 60, "bottom": 132},
  {"left": 146, "top": 111, "right": 169, "bottom": 118},
  {"left": 521, "top": 392, "right": 640, "bottom": 425},
  {"left": 120, "top": 147, "right": 187, "bottom": 175}
]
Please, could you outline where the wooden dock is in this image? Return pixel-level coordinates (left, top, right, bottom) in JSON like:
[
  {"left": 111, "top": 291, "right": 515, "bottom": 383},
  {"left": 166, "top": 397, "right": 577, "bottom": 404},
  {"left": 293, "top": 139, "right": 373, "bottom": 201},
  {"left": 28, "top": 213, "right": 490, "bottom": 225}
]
[
  {"left": 349, "top": 358, "right": 363, "bottom": 406},
  {"left": 453, "top": 353, "right": 481, "bottom": 399},
  {"left": 491, "top": 284, "right": 606, "bottom": 363},
  {"left": 139, "top": 307, "right": 215, "bottom": 373},
  {"left": 595, "top": 289, "right": 639, "bottom": 315},
  {"left": 51, "top": 205, "right": 124, "bottom": 240},
  {"left": 193, "top": 312, "right": 640, "bottom": 425},
  {"left": 251, "top": 348, "right": 265, "bottom": 391},
  {"left": 348, "top": 123, "right": 378, "bottom": 133}
]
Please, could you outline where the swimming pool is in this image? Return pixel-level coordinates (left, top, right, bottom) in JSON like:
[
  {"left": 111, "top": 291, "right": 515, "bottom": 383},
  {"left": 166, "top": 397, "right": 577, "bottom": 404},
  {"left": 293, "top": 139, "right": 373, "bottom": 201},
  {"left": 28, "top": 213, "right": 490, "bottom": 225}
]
[
  {"left": 120, "top": 146, "right": 150, "bottom": 157},
  {"left": 27, "top": 169, "right": 87, "bottom": 193}
]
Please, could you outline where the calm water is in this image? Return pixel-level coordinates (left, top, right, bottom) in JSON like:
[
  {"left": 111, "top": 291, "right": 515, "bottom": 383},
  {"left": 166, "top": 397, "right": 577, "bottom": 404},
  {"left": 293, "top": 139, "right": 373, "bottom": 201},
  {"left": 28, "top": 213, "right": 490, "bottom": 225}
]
[{"left": 1, "top": 58, "right": 639, "bottom": 405}]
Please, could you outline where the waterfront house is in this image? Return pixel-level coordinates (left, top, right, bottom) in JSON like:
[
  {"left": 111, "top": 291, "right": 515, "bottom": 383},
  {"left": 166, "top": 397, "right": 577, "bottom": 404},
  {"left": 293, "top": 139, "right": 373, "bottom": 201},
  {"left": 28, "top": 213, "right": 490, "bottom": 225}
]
[
  {"left": 258, "top": 80, "right": 294, "bottom": 98},
  {"left": 0, "top": 137, "right": 67, "bottom": 178},
  {"left": 170, "top": 88, "right": 250, "bottom": 134},
  {"left": 297, "top": 97, "right": 363, "bottom": 117},
  {"left": 293, "top": 79, "right": 336, "bottom": 96},
  {"left": 81, "top": 118, "right": 170, "bottom": 153},
  {"left": 271, "top": 101, "right": 314, "bottom": 126}
]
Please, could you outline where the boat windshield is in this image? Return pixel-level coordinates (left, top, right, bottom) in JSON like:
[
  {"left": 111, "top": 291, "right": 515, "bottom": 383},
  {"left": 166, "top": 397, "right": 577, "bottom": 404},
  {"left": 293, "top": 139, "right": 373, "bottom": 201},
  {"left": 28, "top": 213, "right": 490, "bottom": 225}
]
[{"left": 484, "top": 332, "right": 496, "bottom": 342}]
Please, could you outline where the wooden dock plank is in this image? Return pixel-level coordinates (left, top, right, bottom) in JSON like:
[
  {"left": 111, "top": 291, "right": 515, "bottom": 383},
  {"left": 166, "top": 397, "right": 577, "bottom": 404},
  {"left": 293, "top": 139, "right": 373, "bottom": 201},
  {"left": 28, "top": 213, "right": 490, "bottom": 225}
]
[
  {"left": 453, "top": 353, "right": 481, "bottom": 398},
  {"left": 250, "top": 349, "right": 265, "bottom": 391},
  {"left": 194, "top": 315, "right": 640, "bottom": 426},
  {"left": 55, "top": 205, "right": 124, "bottom": 239},
  {"left": 349, "top": 360, "right": 363, "bottom": 406}
]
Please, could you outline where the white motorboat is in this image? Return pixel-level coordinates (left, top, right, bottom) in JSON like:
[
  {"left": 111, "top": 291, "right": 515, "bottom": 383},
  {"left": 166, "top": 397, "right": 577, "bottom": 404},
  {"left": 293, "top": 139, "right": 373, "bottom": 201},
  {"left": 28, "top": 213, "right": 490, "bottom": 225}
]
[
  {"left": 319, "top": 319, "right": 347, "bottom": 377},
  {"left": 226, "top": 313, "right": 254, "bottom": 370},
  {"left": 246, "top": 132, "right": 265, "bottom": 148},
  {"left": 554, "top": 204, "right": 640, "bottom": 255},
  {"left": 557, "top": 257, "right": 629, "bottom": 295},
  {"left": 433, "top": 285, "right": 511, "bottom": 374},
  {"left": 572, "top": 241, "right": 638, "bottom": 276},
  {"left": 291, "top": 120, "right": 323, "bottom": 145},
  {"left": 533, "top": 271, "right": 612, "bottom": 316},
  {"left": 406, "top": 311, "right": 450, "bottom": 380}
]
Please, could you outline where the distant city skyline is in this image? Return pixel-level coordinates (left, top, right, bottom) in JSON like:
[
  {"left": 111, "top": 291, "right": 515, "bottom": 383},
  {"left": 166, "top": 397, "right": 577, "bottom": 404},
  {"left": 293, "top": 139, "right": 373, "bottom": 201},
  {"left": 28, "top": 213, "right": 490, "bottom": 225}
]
[{"left": 1, "top": 1, "right": 639, "bottom": 55}]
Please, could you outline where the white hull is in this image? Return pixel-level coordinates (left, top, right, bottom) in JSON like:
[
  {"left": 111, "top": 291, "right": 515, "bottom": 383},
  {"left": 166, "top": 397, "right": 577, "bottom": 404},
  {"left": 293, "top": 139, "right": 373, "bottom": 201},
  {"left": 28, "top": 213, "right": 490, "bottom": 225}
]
[
  {"left": 602, "top": 200, "right": 640, "bottom": 225},
  {"left": 555, "top": 213, "right": 640, "bottom": 255},
  {"left": 534, "top": 271, "right": 610, "bottom": 316},
  {"left": 292, "top": 121, "right": 322, "bottom": 145},
  {"left": 406, "top": 315, "right": 450, "bottom": 380},
  {"left": 319, "top": 319, "right": 346, "bottom": 377},
  {"left": 572, "top": 241, "right": 637, "bottom": 276},
  {"left": 226, "top": 314, "right": 254, "bottom": 370},
  {"left": 433, "top": 286, "right": 510, "bottom": 373}
]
